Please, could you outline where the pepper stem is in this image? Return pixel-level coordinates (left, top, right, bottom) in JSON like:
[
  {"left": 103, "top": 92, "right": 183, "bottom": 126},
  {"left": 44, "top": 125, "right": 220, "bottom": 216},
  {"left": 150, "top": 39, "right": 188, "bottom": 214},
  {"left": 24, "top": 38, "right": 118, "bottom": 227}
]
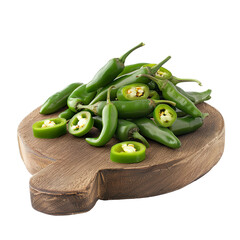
[
  {"left": 153, "top": 99, "right": 176, "bottom": 107},
  {"left": 202, "top": 113, "right": 209, "bottom": 119},
  {"left": 170, "top": 76, "right": 202, "bottom": 86},
  {"left": 76, "top": 103, "right": 98, "bottom": 115},
  {"left": 132, "top": 131, "right": 150, "bottom": 148},
  {"left": 107, "top": 86, "right": 115, "bottom": 104},
  {"left": 119, "top": 42, "right": 145, "bottom": 63},
  {"left": 150, "top": 56, "right": 171, "bottom": 74}
]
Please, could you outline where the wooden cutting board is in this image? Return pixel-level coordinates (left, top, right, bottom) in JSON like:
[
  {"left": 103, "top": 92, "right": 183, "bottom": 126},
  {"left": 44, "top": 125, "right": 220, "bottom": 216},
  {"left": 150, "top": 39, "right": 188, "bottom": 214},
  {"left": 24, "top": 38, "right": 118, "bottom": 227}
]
[{"left": 17, "top": 103, "right": 225, "bottom": 215}]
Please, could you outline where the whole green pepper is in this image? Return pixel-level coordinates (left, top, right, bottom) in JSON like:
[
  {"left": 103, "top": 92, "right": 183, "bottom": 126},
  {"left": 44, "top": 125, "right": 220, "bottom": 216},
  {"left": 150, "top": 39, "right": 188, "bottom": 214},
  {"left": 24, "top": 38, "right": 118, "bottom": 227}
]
[
  {"left": 147, "top": 81, "right": 158, "bottom": 90},
  {"left": 67, "top": 84, "right": 97, "bottom": 112},
  {"left": 110, "top": 141, "right": 146, "bottom": 164},
  {"left": 93, "top": 116, "right": 149, "bottom": 148},
  {"left": 117, "top": 83, "right": 150, "bottom": 101},
  {"left": 58, "top": 108, "right": 76, "bottom": 120},
  {"left": 177, "top": 87, "right": 212, "bottom": 105},
  {"left": 77, "top": 99, "right": 175, "bottom": 119},
  {"left": 40, "top": 83, "right": 82, "bottom": 115},
  {"left": 89, "top": 56, "right": 171, "bottom": 105},
  {"left": 116, "top": 119, "right": 149, "bottom": 148},
  {"left": 169, "top": 113, "right": 209, "bottom": 136},
  {"left": 86, "top": 43, "right": 145, "bottom": 92},
  {"left": 186, "top": 90, "right": 211, "bottom": 104},
  {"left": 175, "top": 108, "right": 188, "bottom": 117},
  {"left": 85, "top": 87, "right": 118, "bottom": 147},
  {"left": 92, "top": 116, "right": 104, "bottom": 131},
  {"left": 175, "top": 86, "right": 195, "bottom": 102},
  {"left": 118, "top": 63, "right": 148, "bottom": 77},
  {"left": 138, "top": 74, "right": 203, "bottom": 118},
  {"left": 132, "top": 118, "right": 181, "bottom": 149}
]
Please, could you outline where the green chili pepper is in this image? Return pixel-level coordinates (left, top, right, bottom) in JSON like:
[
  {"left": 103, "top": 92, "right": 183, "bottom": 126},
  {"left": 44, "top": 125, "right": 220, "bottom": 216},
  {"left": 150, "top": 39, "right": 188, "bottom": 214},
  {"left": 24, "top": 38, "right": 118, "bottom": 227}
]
[
  {"left": 146, "top": 112, "right": 153, "bottom": 118},
  {"left": 77, "top": 99, "right": 175, "bottom": 119},
  {"left": 67, "top": 84, "right": 97, "bottom": 112},
  {"left": 58, "top": 108, "right": 76, "bottom": 120},
  {"left": 147, "top": 81, "right": 158, "bottom": 90},
  {"left": 68, "top": 111, "right": 94, "bottom": 137},
  {"left": 93, "top": 116, "right": 149, "bottom": 148},
  {"left": 175, "top": 86, "right": 195, "bottom": 102},
  {"left": 86, "top": 43, "right": 145, "bottom": 92},
  {"left": 116, "top": 119, "right": 150, "bottom": 147},
  {"left": 32, "top": 118, "right": 67, "bottom": 138},
  {"left": 143, "top": 63, "right": 202, "bottom": 86},
  {"left": 138, "top": 74, "right": 203, "bottom": 118},
  {"left": 110, "top": 141, "right": 146, "bottom": 164},
  {"left": 92, "top": 116, "right": 103, "bottom": 131},
  {"left": 186, "top": 90, "right": 211, "bottom": 104},
  {"left": 169, "top": 113, "right": 209, "bottom": 136},
  {"left": 153, "top": 104, "right": 177, "bottom": 128},
  {"left": 175, "top": 108, "right": 187, "bottom": 117},
  {"left": 89, "top": 56, "right": 171, "bottom": 105},
  {"left": 118, "top": 63, "right": 148, "bottom": 77},
  {"left": 40, "top": 83, "right": 82, "bottom": 115},
  {"left": 132, "top": 118, "right": 181, "bottom": 149},
  {"left": 85, "top": 86, "right": 118, "bottom": 147},
  {"left": 176, "top": 86, "right": 212, "bottom": 105},
  {"left": 117, "top": 83, "right": 150, "bottom": 101},
  {"left": 148, "top": 90, "right": 160, "bottom": 100}
]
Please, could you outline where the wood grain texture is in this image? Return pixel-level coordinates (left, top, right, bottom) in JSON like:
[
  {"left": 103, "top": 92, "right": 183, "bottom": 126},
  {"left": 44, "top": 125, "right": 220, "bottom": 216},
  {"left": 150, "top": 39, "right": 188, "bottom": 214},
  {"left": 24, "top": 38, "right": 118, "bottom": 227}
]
[{"left": 17, "top": 103, "right": 225, "bottom": 215}]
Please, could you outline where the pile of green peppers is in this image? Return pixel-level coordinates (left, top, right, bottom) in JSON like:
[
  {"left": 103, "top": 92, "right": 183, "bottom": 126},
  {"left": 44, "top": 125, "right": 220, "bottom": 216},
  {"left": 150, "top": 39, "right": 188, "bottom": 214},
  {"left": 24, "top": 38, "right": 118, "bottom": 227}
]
[{"left": 35, "top": 42, "right": 212, "bottom": 164}]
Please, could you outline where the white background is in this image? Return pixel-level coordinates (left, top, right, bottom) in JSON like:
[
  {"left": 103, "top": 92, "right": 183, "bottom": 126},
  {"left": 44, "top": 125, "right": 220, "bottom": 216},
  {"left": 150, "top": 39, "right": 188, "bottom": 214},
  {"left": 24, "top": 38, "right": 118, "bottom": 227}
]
[{"left": 0, "top": 0, "right": 239, "bottom": 239}]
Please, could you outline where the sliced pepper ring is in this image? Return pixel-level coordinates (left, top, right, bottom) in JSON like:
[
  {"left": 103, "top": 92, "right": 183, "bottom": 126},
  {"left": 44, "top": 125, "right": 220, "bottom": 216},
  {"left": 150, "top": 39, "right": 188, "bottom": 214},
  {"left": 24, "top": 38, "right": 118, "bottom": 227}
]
[
  {"left": 68, "top": 111, "right": 93, "bottom": 137},
  {"left": 141, "top": 64, "right": 172, "bottom": 80},
  {"left": 117, "top": 83, "right": 150, "bottom": 101},
  {"left": 110, "top": 141, "right": 146, "bottom": 164},
  {"left": 155, "top": 67, "right": 172, "bottom": 80},
  {"left": 32, "top": 118, "right": 67, "bottom": 138},
  {"left": 153, "top": 104, "right": 177, "bottom": 128}
]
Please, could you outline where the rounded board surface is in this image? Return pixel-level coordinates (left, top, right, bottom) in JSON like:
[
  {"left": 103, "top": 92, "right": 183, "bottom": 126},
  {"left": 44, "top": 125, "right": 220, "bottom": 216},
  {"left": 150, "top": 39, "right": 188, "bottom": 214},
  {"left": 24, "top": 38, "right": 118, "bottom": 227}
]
[{"left": 17, "top": 103, "right": 225, "bottom": 215}]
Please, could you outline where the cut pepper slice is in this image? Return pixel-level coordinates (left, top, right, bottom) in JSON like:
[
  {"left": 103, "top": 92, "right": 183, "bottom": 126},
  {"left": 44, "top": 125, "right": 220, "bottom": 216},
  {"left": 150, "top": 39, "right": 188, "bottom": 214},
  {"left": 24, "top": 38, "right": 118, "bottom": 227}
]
[
  {"left": 110, "top": 141, "right": 146, "bottom": 164},
  {"left": 153, "top": 104, "right": 177, "bottom": 128},
  {"left": 117, "top": 83, "right": 150, "bottom": 101},
  {"left": 68, "top": 111, "right": 93, "bottom": 137},
  {"left": 142, "top": 64, "right": 172, "bottom": 80},
  {"left": 32, "top": 118, "right": 67, "bottom": 138}
]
